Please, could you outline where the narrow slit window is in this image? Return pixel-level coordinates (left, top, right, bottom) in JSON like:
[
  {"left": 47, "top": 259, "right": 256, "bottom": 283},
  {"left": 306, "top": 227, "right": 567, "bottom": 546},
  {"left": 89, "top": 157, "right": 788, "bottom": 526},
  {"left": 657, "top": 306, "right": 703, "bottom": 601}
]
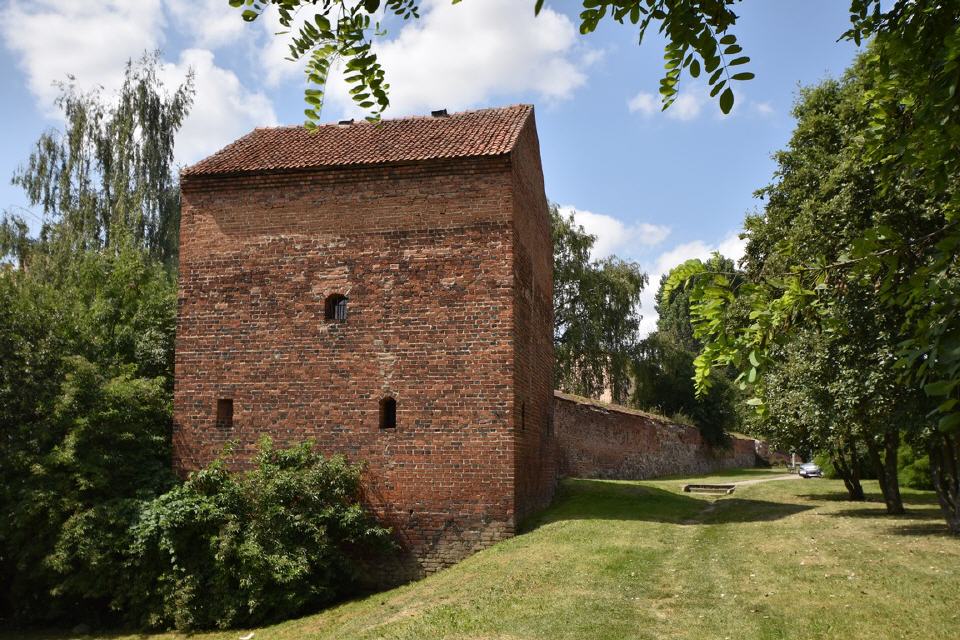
[
  {"left": 216, "top": 398, "right": 233, "bottom": 429},
  {"left": 379, "top": 397, "right": 397, "bottom": 430},
  {"left": 324, "top": 294, "right": 348, "bottom": 322}
]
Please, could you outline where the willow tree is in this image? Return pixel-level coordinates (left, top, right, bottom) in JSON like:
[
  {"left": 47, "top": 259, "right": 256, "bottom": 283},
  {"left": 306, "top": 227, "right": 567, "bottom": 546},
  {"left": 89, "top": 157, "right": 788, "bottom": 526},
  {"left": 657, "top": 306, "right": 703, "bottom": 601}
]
[
  {"left": 552, "top": 206, "right": 646, "bottom": 403},
  {"left": 4, "top": 53, "right": 194, "bottom": 269}
]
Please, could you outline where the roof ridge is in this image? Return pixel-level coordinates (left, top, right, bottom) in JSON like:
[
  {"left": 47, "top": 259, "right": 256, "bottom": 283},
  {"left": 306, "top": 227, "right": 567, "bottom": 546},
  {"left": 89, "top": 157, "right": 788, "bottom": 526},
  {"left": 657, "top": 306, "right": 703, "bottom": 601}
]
[{"left": 252, "top": 104, "right": 533, "bottom": 133}]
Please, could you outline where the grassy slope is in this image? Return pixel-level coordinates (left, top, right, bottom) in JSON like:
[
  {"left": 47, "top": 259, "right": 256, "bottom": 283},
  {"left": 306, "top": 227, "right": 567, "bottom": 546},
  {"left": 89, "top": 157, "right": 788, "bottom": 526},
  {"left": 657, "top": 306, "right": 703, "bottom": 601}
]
[{"left": 18, "top": 469, "right": 960, "bottom": 640}]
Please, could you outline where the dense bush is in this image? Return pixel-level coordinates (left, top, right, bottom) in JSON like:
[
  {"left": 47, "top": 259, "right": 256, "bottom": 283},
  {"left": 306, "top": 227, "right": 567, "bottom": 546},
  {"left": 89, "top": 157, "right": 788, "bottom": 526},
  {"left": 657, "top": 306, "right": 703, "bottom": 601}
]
[
  {"left": 127, "top": 440, "right": 391, "bottom": 630},
  {"left": 898, "top": 444, "right": 933, "bottom": 491},
  {"left": 0, "top": 249, "right": 177, "bottom": 625}
]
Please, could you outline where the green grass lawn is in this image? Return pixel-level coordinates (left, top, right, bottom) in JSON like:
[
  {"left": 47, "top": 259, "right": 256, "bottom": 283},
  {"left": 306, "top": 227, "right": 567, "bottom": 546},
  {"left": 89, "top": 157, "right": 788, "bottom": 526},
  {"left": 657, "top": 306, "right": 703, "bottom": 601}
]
[{"left": 14, "top": 469, "right": 960, "bottom": 640}]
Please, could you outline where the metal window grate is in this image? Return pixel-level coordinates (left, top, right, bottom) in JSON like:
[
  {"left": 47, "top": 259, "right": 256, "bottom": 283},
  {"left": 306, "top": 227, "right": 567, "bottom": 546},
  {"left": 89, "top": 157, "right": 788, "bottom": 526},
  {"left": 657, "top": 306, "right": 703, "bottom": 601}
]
[{"left": 324, "top": 294, "right": 348, "bottom": 322}]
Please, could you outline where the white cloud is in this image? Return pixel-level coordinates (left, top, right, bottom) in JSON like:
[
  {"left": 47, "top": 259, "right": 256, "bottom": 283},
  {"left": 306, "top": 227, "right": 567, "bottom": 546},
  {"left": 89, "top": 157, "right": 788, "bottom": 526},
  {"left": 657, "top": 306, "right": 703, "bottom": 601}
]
[
  {"left": 160, "top": 49, "right": 278, "bottom": 167},
  {"left": 637, "top": 231, "right": 746, "bottom": 337},
  {"left": 166, "top": 0, "right": 246, "bottom": 49},
  {"left": 1, "top": 0, "right": 165, "bottom": 109},
  {"left": 628, "top": 90, "right": 705, "bottom": 121},
  {"left": 558, "top": 205, "right": 670, "bottom": 261},
  {"left": 628, "top": 85, "right": 775, "bottom": 122},
  {"left": 752, "top": 101, "right": 775, "bottom": 117},
  {"left": 0, "top": 1, "right": 277, "bottom": 168},
  {"left": 627, "top": 92, "right": 658, "bottom": 116},
  {"left": 259, "top": 8, "right": 310, "bottom": 87},
  {"left": 323, "top": 0, "right": 596, "bottom": 117},
  {"left": 669, "top": 92, "right": 706, "bottom": 121}
]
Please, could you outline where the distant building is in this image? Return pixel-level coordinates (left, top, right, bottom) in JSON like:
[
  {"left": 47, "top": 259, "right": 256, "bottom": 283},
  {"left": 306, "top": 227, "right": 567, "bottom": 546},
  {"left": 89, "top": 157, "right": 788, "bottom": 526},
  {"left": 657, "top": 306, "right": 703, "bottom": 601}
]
[{"left": 174, "top": 105, "right": 556, "bottom": 577}]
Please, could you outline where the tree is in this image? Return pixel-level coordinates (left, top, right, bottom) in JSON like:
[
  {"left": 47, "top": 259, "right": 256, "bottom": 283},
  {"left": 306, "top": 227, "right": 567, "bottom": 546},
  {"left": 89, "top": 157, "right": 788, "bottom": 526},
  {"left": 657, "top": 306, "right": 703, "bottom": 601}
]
[
  {"left": 631, "top": 255, "right": 742, "bottom": 445},
  {"left": 0, "top": 54, "right": 188, "bottom": 623},
  {"left": 2, "top": 53, "right": 193, "bottom": 269},
  {"left": 552, "top": 206, "right": 646, "bottom": 403},
  {"left": 668, "top": 61, "right": 952, "bottom": 521}
]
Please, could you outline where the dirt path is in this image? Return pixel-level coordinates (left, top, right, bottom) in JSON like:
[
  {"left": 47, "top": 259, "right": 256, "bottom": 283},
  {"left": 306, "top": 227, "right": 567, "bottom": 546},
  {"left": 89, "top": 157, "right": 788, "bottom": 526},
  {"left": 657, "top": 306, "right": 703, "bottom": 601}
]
[{"left": 732, "top": 473, "right": 799, "bottom": 487}]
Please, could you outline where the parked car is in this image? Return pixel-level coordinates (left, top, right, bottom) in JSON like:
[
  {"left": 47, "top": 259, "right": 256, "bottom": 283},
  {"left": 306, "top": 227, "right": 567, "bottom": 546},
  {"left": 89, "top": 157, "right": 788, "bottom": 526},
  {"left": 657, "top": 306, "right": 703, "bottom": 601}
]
[{"left": 798, "top": 462, "right": 823, "bottom": 478}]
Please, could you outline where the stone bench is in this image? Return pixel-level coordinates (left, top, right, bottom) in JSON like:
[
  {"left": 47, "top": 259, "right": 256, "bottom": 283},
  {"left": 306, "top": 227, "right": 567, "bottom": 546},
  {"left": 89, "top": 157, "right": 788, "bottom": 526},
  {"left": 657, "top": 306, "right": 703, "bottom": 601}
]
[{"left": 683, "top": 483, "right": 736, "bottom": 495}]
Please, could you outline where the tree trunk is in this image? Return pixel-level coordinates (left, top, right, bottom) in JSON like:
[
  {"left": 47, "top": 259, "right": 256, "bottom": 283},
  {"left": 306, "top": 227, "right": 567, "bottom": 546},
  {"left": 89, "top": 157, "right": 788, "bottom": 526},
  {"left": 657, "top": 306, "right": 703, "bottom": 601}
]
[
  {"left": 868, "top": 431, "right": 905, "bottom": 515},
  {"left": 930, "top": 431, "right": 960, "bottom": 535},
  {"left": 830, "top": 438, "right": 865, "bottom": 501}
]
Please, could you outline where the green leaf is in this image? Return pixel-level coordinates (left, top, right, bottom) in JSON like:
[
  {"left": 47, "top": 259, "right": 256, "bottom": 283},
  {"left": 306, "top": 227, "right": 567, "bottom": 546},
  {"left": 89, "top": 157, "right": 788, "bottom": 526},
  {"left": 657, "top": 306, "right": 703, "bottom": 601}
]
[
  {"left": 749, "top": 351, "right": 760, "bottom": 367},
  {"left": 729, "top": 56, "right": 750, "bottom": 66},
  {"left": 924, "top": 380, "right": 956, "bottom": 397},
  {"left": 719, "top": 87, "right": 734, "bottom": 114},
  {"left": 689, "top": 59, "right": 701, "bottom": 78},
  {"left": 731, "top": 72, "right": 755, "bottom": 81},
  {"left": 938, "top": 412, "right": 960, "bottom": 433}
]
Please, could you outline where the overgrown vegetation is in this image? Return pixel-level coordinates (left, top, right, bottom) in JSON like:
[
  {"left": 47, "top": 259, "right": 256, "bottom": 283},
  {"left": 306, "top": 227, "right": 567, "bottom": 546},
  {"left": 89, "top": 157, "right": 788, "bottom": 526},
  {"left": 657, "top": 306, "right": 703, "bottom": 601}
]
[
  {"left": 13, "top": 471, "right": 955, "bottom": 640},
  {"left": 0, "top": 56, "right": 389, "bottom": 632}
]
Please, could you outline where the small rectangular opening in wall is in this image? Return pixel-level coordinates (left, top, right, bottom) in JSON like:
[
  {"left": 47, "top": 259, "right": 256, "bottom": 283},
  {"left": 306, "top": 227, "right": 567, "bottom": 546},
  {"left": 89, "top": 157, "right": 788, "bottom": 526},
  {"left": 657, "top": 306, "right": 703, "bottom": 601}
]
[
  {"left": 216, "top": 398, "right": 233, "bottom": 429},
  {"left": 379, "top": 397, "right": 397, "bottom": 429}
]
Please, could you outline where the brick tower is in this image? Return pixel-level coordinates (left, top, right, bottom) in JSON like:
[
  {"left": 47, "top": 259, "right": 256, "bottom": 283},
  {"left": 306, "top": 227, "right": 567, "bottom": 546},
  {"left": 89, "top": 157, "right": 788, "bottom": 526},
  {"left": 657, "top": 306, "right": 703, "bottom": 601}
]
[{"left": 174, "top": 105, "right": 555, "bottom": 576}]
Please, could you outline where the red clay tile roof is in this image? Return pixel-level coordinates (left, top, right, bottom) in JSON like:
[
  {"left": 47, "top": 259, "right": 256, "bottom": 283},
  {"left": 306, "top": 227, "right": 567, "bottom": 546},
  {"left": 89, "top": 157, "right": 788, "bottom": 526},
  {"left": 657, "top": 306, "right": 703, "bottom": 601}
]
[{"left": 182, "top": 104, "right": 533, "bottom": 177}]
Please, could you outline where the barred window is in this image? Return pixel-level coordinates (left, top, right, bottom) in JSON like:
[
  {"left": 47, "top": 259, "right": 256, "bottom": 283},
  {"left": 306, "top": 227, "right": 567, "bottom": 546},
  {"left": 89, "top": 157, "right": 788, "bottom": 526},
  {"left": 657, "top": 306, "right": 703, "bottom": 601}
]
[{"left": 324, "top": 294, "right": 348, "bottom": 322}]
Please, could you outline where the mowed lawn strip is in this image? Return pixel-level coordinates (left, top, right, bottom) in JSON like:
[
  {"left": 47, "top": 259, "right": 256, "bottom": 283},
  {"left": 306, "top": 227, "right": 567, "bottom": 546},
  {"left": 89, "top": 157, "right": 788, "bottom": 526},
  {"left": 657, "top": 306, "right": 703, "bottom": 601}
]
[{"left": 11, "top": 469, "right": 959, "bottom": 640}]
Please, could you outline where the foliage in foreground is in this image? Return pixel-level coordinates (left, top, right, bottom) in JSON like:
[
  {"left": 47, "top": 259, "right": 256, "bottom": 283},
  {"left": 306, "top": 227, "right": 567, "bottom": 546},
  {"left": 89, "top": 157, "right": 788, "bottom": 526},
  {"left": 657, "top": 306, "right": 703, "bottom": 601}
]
[
  {"left": 631, "top": 256, "right": 745, "bottom": 446},
  {"left": 128, "top": 440, "right": 391, "bottom": 631},
  {"left": 666, "top": 24, "right": 960, "bottom": 532}
]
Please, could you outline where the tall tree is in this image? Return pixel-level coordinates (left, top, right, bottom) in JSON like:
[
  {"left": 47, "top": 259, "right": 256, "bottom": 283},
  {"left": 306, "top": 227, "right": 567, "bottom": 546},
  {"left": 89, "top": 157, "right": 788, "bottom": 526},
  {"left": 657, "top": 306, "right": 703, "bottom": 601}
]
[
  {"left": 552, "top": 206, "right": 646, "bottom": 403},
  {"left": 668, "top": 63, "right": 948, "bottom": 520},
  {"left": 3, "top": 53, "right": 194, "bottom": 269}
]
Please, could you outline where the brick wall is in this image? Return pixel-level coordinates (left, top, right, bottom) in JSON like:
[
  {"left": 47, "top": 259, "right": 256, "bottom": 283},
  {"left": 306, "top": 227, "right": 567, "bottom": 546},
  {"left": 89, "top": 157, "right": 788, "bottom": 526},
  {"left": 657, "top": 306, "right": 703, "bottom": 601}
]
[
  {"left": 175, "top": 145, "right": 554, "bottom": 579},
  {"left": 554, "top": 392, "right": 758, "bottom": 480},
  {"left": 510, "top": 117, "right": 558, "bottom": 522}
]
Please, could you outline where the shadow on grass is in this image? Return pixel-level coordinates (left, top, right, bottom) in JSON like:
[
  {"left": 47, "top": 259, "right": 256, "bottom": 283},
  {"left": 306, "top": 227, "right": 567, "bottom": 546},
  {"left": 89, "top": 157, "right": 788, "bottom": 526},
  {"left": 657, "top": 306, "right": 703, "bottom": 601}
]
[
  {"left": 523, "top": 478, "right": 812, "bottom": 531},
  {"left": 801, "top": 489, "right": 955, "bottom": 536}
]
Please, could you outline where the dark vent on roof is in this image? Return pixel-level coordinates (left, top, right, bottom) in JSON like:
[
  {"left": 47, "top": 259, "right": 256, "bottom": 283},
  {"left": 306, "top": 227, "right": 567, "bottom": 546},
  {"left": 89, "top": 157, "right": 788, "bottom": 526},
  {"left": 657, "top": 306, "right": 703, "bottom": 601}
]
[
  {"left": 431, "top": 109, "right": 448, "bottom": 118},
  {"left": 338, "top": 118, "right": 354, "bottom": 126}
]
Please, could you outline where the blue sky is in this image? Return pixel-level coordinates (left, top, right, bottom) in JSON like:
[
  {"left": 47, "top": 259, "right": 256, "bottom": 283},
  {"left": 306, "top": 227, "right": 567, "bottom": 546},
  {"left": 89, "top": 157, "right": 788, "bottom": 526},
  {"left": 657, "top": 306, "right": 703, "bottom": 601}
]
[{"left": 0, "top": 0, "right": 859, "bottom": 333}]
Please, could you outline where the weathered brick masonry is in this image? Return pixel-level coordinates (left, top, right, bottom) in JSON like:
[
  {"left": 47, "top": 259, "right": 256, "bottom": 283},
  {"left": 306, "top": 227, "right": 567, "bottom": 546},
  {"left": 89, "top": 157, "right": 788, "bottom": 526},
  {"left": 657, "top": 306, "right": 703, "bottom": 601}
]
[
  {"left": 174, "top": 105, "right": 555, "bottom": 577},
  {"left": 554, "top": 392, "right": 758, "bottom": 480}
]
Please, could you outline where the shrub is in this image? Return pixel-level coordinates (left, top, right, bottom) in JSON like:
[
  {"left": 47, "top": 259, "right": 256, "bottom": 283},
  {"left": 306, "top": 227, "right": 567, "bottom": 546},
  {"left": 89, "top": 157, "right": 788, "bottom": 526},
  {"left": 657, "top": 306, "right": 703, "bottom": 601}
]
[
  {"left": 127, "top": 439, "right": 392, "bottom": 630},
  {"left": 0, "top": 357, "right": 173, "bottom": 625},
  {"left": 898, "top": 444, "right": 933, "bottom": 491}
]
